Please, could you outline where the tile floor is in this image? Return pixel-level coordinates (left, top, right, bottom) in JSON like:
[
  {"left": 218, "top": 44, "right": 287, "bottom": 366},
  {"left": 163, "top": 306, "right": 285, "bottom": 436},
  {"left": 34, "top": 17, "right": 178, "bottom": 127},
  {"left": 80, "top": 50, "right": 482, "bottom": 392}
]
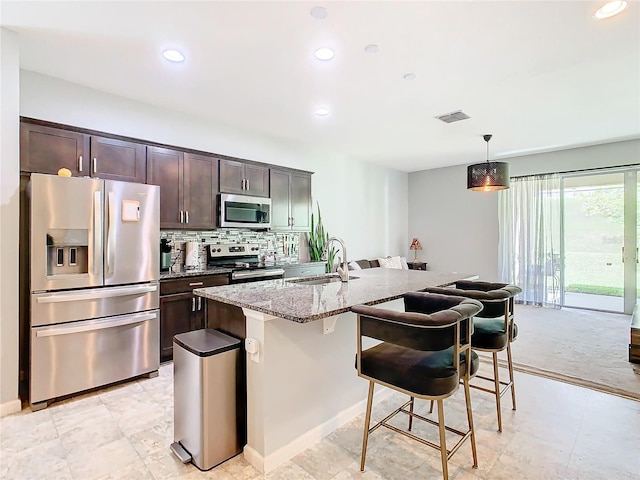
[{"left": 1, "top": 362, "right": 639, "bottom": 480}]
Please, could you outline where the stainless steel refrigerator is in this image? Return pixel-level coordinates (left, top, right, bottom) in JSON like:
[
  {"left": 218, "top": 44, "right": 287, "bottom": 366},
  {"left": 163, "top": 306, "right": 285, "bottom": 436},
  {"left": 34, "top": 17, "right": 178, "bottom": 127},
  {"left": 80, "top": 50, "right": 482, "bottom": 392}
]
[{"left": 28, "top": 173, "right": 160, "bottom": 410}]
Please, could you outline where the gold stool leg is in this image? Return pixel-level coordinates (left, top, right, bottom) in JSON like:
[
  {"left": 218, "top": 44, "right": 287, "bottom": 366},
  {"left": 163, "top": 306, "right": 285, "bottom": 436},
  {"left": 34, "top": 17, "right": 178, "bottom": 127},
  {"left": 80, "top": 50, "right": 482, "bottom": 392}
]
[
  {"left": 429, "top": 400, "right": 434, "bottom": 414},
  {"left": 437, "top": 399, "right": 448, "bottom": 480},
  {"left": 507, "top": 342, "right": 517, "bottom": 410},
  {"left": 360, "top": 381, "right": 375, "bottom": 471},
  {"left": 463, "top": 379, "right": 478, "bottom": 468},
  {"left": 408, "top": 396, "right": 415, "bottom": 431},
  {"left": 492, "top": 352, "right": 503, "bottom": 432}
]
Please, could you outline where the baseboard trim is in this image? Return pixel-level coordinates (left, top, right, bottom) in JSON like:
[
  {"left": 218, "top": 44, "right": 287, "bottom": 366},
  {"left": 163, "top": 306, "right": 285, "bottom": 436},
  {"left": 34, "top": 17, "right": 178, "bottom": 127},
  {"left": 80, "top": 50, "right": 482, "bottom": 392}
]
[
  {"left": 243, "top": 386, "right": 394, "bottom": 473},
  {"left": 0, "top": 398, "right": 22, "bottom": 417}
]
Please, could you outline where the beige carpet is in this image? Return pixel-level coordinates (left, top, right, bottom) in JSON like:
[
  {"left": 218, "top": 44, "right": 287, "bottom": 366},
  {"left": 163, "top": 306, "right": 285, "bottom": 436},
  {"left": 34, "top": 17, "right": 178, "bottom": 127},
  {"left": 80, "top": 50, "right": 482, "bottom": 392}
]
[{"left": 483, "top": 304, "right": 640, "bottom": 401}]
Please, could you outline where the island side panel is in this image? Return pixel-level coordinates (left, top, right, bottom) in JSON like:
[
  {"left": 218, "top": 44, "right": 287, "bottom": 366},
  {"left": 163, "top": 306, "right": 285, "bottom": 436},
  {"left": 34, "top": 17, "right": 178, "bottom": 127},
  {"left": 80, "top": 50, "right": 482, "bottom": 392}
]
[{"left": 242, "top": 298, "right": 405, "bottom": 473}]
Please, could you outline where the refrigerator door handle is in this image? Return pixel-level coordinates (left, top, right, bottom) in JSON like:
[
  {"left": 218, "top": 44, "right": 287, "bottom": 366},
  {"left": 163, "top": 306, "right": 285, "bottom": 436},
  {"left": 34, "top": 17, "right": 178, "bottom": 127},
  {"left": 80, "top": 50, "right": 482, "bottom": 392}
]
[
  {"left": 93, "top": 191, "right": 103, "bottom": 277},
  {"left": 106, "top": 191, "right": 116, "bottom": 274},
  {"left": 35, "top": 284, "right": 158, "bottom": 304},
  {"left": 35, "top": 312, "right": 156, "bottom": 337}
]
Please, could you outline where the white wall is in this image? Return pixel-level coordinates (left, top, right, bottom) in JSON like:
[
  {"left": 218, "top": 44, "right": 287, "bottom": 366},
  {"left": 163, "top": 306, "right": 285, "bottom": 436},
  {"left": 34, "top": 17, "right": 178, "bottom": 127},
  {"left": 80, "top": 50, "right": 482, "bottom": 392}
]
[
  {"left": 408, "top": 140, "right": 640, "bottom": 281},
  {"left": 0, "top": 28, "right": 22, "bottom": 415}
]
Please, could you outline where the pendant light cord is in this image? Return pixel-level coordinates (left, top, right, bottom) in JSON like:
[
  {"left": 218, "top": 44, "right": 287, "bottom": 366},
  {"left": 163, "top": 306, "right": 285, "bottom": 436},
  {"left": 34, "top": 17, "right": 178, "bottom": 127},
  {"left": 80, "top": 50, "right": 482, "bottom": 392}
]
[{"left": 484, "top": 134, "right": 492, "bottom": 164}]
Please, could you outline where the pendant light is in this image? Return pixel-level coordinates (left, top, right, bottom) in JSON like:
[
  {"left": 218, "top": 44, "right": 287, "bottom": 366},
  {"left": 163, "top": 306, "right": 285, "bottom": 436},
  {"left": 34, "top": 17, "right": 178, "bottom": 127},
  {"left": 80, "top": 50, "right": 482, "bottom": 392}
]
[{"left": 467, "top": 134, "right": 510, "bottom": 191}]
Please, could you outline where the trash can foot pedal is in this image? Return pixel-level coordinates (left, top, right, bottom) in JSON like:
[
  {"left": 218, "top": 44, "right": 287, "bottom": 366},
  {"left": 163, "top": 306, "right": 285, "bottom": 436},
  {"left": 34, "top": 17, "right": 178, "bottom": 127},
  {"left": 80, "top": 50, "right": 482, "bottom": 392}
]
[{"left": 170, "top": 442, "right": 192, "bottom": 464}]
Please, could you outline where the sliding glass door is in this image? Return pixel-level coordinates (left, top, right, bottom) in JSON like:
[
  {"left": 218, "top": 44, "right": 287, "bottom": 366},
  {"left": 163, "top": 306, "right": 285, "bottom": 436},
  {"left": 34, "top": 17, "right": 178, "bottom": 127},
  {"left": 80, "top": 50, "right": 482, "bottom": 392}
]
[{"left": 561, "top": 168, "right": 638, "bottom": 314}]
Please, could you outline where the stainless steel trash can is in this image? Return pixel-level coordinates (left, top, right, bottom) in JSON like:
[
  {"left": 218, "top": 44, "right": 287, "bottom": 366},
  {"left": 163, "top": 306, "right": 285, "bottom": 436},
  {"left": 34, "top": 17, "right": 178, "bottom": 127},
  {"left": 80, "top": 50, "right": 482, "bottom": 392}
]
[{"left": 171, "top": 329, "right": 242, "bottom": 471}]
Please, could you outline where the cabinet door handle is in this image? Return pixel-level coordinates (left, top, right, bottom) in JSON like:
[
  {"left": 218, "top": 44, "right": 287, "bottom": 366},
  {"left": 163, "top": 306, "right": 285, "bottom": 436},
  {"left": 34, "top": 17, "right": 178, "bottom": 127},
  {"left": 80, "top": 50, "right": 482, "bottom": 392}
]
[
  {"left": 197, "top": 297, "right": 202, "bottom": 311},
  {"left": 246, "top": 179, "right": 250, "bottom": 191},
  {"left": 92, "top": 157, "right": 97, "bottom": 174},
  {"left": 180, "top": 210, "right": 184, "bottom": 223},
  {"left": 192, "top": 297, "right": 196, "bottom": 312},
  {"left": 185, "top": 211, "right": 189, "bottom": 223},
  {"left": 291, "top": 217, "right": 294, "bottom": 226},
  {"left": 78, "top": 156, "right": 83, "bottom": 172},
  {"left": 189, "top": 282, "right": 204, "bottom": 287},
  {"left": 241, "top": 178, "right": 246, "bottom": 190}
]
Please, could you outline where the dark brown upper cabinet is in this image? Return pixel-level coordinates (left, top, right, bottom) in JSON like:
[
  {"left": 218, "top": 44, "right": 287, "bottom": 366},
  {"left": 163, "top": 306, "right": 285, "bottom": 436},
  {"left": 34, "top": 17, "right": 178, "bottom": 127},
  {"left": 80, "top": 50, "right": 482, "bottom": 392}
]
[
  {"left": 90, "top": 136, "right": 146, "bottom": 183},
  {"left": 147, "top": 146, "right": 218, "bottom": 229},
  {"left": 219, "top": 159, "right": 269, "bottom": 197},
  {"left": 270, "top": 168, "right": 312, "bottom": 231},
  {"left": 183, "top": 153, "right": 218, "bottom": 229},
  {"left": 20, "top": 123, "right": 89, "bottom": 176},
  {"left": 20, "top": 121, "right": 146, "bottom": 183}
]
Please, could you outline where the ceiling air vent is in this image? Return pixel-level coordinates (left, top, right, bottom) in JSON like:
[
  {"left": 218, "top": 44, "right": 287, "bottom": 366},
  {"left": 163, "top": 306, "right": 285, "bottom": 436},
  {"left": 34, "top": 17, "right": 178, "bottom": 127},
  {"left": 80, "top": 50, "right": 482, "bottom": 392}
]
[{"left": 436, "top": 110, "right": 470, "bottom": 124}]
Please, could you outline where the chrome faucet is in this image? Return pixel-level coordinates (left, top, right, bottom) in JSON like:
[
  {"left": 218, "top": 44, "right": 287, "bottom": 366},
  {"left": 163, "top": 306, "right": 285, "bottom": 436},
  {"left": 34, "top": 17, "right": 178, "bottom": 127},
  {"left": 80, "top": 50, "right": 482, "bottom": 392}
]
[{"left": 323, "top": 237, "right": 349, "bottom": 282}]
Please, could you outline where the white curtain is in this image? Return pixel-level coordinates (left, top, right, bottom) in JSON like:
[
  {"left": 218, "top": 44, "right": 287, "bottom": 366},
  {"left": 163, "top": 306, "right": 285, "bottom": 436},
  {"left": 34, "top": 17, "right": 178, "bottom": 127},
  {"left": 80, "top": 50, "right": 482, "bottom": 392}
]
[{"left": 498, "top": 174, "right": 561, "bottom": 306}]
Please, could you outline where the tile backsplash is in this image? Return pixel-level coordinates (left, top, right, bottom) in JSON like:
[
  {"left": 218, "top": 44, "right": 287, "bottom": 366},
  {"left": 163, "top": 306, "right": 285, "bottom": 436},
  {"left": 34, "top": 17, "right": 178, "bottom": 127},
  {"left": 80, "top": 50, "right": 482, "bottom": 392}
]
[{"left": 160, "top": 229, "right": 308, "bottom": 269}]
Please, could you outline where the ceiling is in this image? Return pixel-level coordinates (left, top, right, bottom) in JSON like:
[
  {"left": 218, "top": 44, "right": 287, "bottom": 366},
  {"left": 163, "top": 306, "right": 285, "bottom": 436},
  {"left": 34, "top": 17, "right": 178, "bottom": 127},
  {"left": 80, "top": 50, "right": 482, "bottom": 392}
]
[{"left": 2, "top": 1, "right": 639, "bottom": 172}]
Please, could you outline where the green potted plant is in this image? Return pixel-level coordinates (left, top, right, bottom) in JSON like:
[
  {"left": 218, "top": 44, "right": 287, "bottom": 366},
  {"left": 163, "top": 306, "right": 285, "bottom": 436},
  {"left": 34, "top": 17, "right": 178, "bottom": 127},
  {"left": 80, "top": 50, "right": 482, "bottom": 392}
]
[{"left": 308, "top": 202, "right": 336, "bottom": 273}]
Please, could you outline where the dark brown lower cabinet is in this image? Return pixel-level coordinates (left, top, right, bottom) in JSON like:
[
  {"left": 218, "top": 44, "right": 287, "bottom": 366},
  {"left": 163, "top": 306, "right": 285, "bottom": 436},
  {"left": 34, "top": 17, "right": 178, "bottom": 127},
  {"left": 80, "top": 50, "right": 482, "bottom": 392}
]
[{"left": 159, "top": 274, "right": 229, "bottom": 361}]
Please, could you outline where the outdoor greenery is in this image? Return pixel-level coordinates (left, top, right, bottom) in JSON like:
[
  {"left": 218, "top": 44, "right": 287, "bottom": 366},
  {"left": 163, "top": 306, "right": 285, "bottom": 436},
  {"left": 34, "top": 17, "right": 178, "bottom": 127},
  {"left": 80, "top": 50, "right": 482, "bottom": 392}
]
[
  {"left": 563, "top": 186, "right": 625, "bottom": 295},
  {"left": 566, "top": 284, "right": 625, "bottom": 297}
]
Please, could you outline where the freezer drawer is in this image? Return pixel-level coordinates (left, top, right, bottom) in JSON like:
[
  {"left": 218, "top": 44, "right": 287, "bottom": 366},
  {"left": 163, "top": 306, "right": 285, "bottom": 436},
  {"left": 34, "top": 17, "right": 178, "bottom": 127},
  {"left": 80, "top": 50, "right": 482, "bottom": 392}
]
[
  {"left": 30, "top": 310, "right": 159, "bottom": 406},
  {"left": 31, "top": 283, "right": 159, "bottom": 327}
]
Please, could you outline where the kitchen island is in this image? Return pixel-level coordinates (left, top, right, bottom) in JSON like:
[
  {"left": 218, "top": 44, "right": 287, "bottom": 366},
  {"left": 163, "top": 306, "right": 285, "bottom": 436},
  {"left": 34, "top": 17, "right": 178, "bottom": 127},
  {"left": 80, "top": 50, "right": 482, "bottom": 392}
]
[{"left": 194, "top": 267, "right": 476, "bottom": 473}]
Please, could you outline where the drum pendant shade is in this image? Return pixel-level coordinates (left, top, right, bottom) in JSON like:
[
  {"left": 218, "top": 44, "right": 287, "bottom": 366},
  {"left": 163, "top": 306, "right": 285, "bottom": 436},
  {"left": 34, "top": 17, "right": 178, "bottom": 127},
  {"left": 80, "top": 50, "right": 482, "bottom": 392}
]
[{"left": 467, "top": 134, "right": 510, "bottom": 191}]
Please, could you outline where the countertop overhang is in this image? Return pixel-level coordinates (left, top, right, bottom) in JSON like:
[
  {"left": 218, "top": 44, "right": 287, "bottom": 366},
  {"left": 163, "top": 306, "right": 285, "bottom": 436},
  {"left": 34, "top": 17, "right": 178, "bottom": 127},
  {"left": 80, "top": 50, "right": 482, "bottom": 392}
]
[{"left": 194, "top": 268, "right": 477, "bottom": 323}]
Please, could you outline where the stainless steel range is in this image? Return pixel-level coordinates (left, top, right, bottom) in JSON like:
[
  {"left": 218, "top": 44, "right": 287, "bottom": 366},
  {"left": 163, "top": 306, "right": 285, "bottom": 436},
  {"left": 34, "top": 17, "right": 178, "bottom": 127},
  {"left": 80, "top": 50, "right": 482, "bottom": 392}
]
[{"left": 206, "top": 243, "right": 284, "bottom": 283}]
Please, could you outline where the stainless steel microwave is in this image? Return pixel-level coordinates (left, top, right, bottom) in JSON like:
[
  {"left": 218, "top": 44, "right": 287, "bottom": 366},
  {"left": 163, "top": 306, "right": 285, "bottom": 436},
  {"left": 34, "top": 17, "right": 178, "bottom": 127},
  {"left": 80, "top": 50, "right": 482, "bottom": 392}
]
[{"left": 219, "top": 193, "right": 271, "bottom": 229}]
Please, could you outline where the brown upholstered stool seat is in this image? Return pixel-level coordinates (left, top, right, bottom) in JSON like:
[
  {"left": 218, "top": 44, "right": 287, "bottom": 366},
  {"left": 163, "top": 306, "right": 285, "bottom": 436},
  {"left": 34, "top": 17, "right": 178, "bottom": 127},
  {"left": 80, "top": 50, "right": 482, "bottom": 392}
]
[{"left": 360, "top": 344, "right": 479, "bottom": 397}]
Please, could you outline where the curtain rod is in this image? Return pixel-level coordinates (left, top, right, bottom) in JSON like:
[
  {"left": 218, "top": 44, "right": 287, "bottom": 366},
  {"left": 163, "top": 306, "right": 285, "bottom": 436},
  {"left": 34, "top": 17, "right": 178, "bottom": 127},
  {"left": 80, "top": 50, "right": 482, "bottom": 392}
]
[{"left": 511, "top": 163, "right": 640, "bottom": 180}]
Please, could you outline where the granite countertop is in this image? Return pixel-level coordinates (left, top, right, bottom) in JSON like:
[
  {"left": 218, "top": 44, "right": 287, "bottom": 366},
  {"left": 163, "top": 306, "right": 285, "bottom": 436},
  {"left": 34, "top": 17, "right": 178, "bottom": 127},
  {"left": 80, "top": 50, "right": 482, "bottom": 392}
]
[
  {"left": 160, "top": 261, "right": 324, "bottom": 280},
  {"left": 194, "top": 268, "right": 477, "bottom": 323},
  {"left": 160, "top": 262, "right": 325, "bottom": 280},
  {"left": 160, "top": 266, "right": 232, "bottom": 280}
]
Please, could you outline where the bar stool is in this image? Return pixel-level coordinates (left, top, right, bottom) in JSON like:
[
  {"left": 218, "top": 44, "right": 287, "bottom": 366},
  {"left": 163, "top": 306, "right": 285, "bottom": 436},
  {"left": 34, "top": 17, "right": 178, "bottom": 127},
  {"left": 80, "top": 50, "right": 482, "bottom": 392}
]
[
  {"left": 352, "top": 292, "right": 483, "bottom": 480},
  {"left": 418, "top": 281, "right": 522, "bottom": 432}
]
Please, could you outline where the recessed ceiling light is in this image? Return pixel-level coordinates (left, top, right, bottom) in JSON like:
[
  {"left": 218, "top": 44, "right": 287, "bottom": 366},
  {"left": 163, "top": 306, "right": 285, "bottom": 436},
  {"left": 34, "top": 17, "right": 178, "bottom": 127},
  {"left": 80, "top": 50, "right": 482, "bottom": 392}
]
[
  {"left": 364, "top": 44, "right": 380, "bottom": 54},
  {"left": 314, "top": 48, "right": 335, "bottom": 61},
  {"left": 594, "top": 0, "right": 628, "bottom": 19},
  {"left": 314, "top": 107, "right": 330, "bottom": 117},
  {"left": 310, "top": 6, "right": 328, "bottom": 20},
  {"left": 162, "top": 49, "right": 185, "bottom": 63},
  {"left": 403, "top": 73, "right": 416, "bottom": 80}
]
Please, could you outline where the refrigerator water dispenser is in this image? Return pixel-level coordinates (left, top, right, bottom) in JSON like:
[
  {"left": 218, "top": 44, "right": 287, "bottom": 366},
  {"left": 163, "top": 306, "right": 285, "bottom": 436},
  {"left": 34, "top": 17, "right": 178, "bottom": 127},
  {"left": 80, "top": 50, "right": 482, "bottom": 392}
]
[{"left": 46, "top": 229, "right": 89, "bottom": 276}]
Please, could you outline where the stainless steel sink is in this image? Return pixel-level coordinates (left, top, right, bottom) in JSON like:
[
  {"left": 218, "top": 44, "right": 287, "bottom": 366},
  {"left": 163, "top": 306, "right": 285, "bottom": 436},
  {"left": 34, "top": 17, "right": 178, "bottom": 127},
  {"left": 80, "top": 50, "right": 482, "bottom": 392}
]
[{"left": 286, "top": 274, "right": 359, "bottom": 285}]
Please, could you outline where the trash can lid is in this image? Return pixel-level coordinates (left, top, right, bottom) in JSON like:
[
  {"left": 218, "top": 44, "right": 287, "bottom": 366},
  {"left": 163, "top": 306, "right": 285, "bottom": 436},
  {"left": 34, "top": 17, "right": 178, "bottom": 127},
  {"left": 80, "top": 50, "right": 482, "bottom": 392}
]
[{"left": 173, "top": 329, "right": 241, "bottom": 357}]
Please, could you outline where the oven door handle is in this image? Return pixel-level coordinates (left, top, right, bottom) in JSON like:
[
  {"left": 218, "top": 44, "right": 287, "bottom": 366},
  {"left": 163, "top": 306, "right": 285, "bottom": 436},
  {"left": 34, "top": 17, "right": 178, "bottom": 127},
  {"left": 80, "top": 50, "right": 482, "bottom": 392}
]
[
  {"left": 231, "top": 269, "right": 285, "bottom": 280},
  {"left": 35, "top": 312, "right": 157, "bottom": 337}
]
